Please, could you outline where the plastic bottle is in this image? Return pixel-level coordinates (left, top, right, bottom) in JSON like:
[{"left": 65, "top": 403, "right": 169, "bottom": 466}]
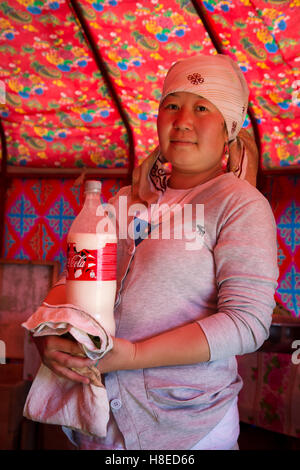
[{"left": 66, "top": 180, "right": 116, "bottom": 336}]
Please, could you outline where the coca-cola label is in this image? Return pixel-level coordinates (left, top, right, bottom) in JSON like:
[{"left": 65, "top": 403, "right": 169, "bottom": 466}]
[{"left": 66, "top": 243, "right": 117, "bottom": 281}]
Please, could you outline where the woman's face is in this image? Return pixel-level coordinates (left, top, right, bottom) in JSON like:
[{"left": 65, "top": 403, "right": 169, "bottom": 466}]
[{"left": 157, "top": 91, "right": 227, "bottom": 176}]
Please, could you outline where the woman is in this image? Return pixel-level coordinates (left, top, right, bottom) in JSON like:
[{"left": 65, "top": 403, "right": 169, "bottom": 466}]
[{"left": 33, "top": 54, "right": 278, "bottom": 450}]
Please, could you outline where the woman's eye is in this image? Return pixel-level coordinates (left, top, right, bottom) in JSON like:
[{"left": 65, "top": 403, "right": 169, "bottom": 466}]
[
  {"left": 165, "top": 103, "right": 179, "bottom": 110},
  {"left": 196, "top": 105, "right": 207, "bottom": 112}
]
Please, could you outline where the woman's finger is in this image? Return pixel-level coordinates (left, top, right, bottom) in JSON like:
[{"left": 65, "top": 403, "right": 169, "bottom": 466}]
[
  {"left": 70, "top": 365, "right": 103, "bottom": 387},
  {"left": 50, "top": 360, "right": 91, "bottom": 385},
  {"left": 45, "top": 335, "right": 83, "bottom": 356},
  {"left": 48, "top": 359, "right": 103, "bottom": 386},
  {"left": 47, "top": 348, "right": 95, "bottom": 370}
]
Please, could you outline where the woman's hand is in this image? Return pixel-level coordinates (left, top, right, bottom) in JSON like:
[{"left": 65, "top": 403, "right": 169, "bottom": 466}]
[
  {"left": 32, "top": 335, "right": 102, "bottom": 386},
  {"left": 33, "top": 323, "right": 210, "bottom": 379}
]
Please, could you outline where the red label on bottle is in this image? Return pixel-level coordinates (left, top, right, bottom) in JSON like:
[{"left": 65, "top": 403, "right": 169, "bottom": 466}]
[{"left": 66, "top": 243, "right": 117, "bottom": 281}]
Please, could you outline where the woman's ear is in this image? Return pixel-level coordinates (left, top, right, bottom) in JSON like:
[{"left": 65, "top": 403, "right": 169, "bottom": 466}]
[{"left": 228, "top": 129, "right": 259, "bottom": 187}]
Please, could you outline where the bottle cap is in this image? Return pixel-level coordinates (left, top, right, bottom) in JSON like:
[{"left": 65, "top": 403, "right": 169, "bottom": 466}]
[{"left": 84, "top": 180, "right": 102, "bottom": 193}]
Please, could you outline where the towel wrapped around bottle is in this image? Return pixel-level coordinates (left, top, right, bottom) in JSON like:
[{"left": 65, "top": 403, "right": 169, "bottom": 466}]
[{"left": 22, "top": 302, "right": 113, "bottom": 438}]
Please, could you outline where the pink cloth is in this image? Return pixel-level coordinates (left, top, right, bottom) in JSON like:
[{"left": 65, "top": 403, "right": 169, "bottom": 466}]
[{"left": 22, "top": 302, "right": 113, "bottom": 438}]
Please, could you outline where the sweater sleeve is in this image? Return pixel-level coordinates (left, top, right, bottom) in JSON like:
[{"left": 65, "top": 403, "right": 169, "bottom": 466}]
[{"left": 197, "top": 196, "right": 279, "bottom": 361}]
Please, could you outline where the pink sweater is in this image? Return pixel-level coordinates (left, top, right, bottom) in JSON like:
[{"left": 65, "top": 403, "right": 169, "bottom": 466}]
[{"left": 69, "top": 172, "right": 279, "bottom": 450}]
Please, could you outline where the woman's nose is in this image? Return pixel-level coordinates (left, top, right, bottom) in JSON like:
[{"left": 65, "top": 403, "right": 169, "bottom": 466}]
[{"left": 173, "top": 108, "right": 193, "bottom": 131}]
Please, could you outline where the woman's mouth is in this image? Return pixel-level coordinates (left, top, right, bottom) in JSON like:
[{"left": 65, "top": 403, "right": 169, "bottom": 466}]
[{"left": 170, "top": 140, "right": 197, "bottom": 146}]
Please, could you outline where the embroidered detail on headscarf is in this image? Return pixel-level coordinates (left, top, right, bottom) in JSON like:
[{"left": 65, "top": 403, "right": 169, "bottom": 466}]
[
  {"left": 187, "top": 73, "right": 204, "bottom": 85},
  {"left": 150, "top": 154, "right": 168, "bottom": 193},
  {"left": 231, "top": 121, "right": 237, "bottom": 135}
]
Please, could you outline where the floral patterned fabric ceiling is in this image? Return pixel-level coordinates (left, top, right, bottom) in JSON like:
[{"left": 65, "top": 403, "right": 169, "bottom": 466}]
[{"left": 0, "top": 0, "right": 299, "bottom": 170}]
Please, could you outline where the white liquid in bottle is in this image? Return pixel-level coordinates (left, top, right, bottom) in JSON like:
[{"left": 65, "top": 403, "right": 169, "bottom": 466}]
[{"left": 66, "top": 181, "right": 117, "bottom": 336}]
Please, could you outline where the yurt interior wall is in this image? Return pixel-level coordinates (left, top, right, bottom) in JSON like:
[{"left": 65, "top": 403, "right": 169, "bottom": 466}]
[{"left": 0, "top": 0, "right": 299, "bottom": 450}]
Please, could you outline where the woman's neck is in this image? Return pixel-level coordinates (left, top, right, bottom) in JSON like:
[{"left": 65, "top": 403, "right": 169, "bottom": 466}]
[{"left": 167, "top": 167, "right": 225, "bottom": 189}]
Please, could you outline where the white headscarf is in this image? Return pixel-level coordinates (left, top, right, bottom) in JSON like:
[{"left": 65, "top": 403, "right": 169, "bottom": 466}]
[{"left": 160, "top": 54, "right": 249, "bottom": 141}]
